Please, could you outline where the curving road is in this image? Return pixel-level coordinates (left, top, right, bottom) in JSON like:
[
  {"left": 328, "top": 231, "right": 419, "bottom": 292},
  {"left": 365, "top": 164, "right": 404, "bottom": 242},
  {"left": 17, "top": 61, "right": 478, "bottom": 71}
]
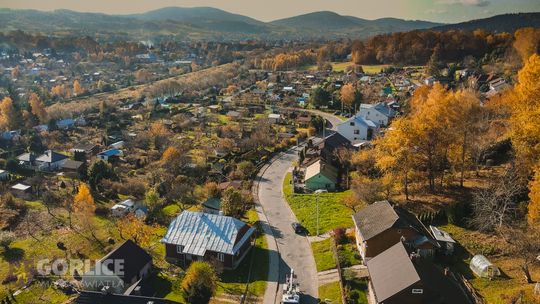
[{"left": 254, "top": 112, "right": 341, "bottom": 304}]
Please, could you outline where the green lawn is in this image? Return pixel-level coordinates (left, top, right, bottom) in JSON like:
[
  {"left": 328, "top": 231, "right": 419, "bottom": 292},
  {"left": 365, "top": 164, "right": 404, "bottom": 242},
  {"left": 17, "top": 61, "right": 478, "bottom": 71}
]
[
  {"left": 217, "top": 209, "right": 268, "bottom": 298},
  {"left": 283, "top": 173, "right": 354, "bottom": 235},
  {"left": 311, "top": 238, "right": 337, "bottom": 272},
  {"left": 337, "top": 243, "right": 362, "bottom": 268},
  {"left": 319, "top": 281, "right": 342, "bottom": 304},
  {"left": 345, "top": 278, "right": 368, "bottom": 304},
  {"left": 361, "top": 65, "right": 390, "bottom": 74}
]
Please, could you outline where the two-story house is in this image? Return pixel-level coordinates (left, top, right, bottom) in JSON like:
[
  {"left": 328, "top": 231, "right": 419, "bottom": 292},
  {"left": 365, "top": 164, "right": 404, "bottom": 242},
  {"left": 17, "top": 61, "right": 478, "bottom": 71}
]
[{"left": 352, "top": 200, "right": 438, "bottom": 262}]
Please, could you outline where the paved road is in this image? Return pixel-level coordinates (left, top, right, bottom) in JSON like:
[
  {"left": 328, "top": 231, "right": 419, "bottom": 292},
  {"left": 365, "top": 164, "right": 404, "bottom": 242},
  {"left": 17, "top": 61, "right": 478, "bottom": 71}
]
[
  {"left": 255, "top": 112, "right": 341, "bottom": 304},
  {"left": 257, "top": 145, "right": 319, "bottom": 304}
]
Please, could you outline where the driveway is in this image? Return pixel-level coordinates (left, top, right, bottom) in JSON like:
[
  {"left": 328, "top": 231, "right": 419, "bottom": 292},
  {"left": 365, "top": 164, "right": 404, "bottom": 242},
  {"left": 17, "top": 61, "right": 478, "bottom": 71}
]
[{"left": 256, "top": 145, "right": 319, "bottom": 304}]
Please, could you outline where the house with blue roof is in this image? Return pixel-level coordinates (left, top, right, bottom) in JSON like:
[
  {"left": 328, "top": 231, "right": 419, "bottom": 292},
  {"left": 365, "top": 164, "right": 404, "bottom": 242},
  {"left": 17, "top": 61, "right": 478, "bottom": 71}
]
[
  {"left": 97, "top": 148, "right": 122, "bottom": 162},
  {"left": 337, "top": 115, "right": 378, "bottom": 145},
  {"left": 161, "top": 211, "right": 255, "bottom": 269}
]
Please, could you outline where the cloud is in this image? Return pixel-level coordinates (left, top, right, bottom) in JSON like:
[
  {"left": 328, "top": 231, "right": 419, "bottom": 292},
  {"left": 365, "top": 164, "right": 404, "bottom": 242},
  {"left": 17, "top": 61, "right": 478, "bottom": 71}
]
[
  {"left": 425, "top": 8, "right": 448, "bottom": 15},
  {"left": 438, "top": 0, "right": 490, "bottom": 7}
]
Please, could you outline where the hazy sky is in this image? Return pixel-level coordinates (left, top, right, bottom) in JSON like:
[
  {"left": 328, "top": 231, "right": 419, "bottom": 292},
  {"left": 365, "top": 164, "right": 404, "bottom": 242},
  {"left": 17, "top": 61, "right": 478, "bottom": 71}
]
[{"left": 0, "top": 0, "right": 538, "bottom": 23}]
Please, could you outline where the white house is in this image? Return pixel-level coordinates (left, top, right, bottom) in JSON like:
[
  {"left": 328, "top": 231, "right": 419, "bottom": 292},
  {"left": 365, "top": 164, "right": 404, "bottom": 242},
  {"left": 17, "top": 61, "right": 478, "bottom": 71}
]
[
  {"left": 35, "top": 150, "right": 68, "bottom": 171},
  {"left": 337, "top": 115, "right": 378, "bottom": 145},
  {"left": 357, "top": 102, "right": 396, "bottom": 127},
  {"left": 268, "top": 113, "right": 282, "bottom": 124}
]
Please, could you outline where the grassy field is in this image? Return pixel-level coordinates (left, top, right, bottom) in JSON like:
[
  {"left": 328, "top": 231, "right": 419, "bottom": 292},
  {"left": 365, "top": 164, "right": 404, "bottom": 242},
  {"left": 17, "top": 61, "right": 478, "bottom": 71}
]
[
  {"left": 311, "top": 238, "right": 337, "bottom": 272},
  {"left": 283, "top": 173, "right": 354, "bottom": 235},
  {"left": 319, "top": 281, "right": 342, "bottom": 304},
  {"left": 303, "top": 62, "right": 390, "bottom": 74},
  {"left": 361, "top": 65, "right": 390, "bottom": 74},
  {"left": 440, "top": 224, "right": 540, "bottom": 303}
]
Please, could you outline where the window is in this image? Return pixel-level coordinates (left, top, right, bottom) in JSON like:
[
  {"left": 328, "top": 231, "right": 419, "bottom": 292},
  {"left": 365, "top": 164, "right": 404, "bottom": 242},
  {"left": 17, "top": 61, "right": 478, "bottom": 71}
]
[
  {"left": 350, "top": 122, "right": 355, "bottom": 126},
  {"left": 176, "top": 245, "right": 183, "bottom": 253},
  {"left": 217, "top": 253, "right": 225, "bottom": 262},
  {"left": 412, "top": 289, "right": 423, "bottom": 294},
  {"left": 354, "top": 130, "right": 359, "bottom": 134}
]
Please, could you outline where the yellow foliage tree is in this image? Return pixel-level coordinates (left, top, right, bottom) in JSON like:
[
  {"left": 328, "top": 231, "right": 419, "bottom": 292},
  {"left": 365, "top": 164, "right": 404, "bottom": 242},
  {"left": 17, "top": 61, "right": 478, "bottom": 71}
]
[
  {"left": 117, "top": 214, "right": 155, "bottom": 247},
  {"left": 509, "top": 54, "right": 540, "bottom": 171},
  {"left": 340, "top": 83, "right": 357, "bottom": 110},
  {"left": 73, "top": 80, "right": 84, "bottom": 96},
  {"left": 0, "top": 97, "right": 17, "bottom": 131},
  {"left": 73, "top": 184, "right": 96, "bottom": 215},
  {"left": 28, "top": 93, "right": 48, "bottom": 123},
  {"left": 513, "top": 28, "right": 540, "bottom": 63}
]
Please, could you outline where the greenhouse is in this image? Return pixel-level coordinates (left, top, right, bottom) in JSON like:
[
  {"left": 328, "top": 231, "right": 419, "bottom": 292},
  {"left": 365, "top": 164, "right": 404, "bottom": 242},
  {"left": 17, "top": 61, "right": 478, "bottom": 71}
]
[{"left": 470, "top": 254, "right": 501, "bottom": 278}]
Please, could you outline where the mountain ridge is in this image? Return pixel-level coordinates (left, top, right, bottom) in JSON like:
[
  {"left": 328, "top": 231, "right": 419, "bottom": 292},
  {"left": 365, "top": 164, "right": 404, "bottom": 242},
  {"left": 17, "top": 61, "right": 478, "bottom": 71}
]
[{"left": 0, "top": 7, "right": 538, "bottom": 41}]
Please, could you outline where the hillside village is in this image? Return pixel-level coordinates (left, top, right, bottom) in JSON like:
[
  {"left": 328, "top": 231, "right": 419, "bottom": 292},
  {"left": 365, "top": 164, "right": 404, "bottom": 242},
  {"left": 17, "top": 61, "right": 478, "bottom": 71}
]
[{"left": 0, "top": 6, "right": 539, "bottom": 304}]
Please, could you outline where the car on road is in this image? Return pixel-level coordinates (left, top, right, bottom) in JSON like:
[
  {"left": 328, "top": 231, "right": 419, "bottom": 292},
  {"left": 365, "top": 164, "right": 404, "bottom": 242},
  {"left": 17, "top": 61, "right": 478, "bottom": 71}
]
[
  {"left": 291, "top": 222, "right": 305, "bottom": 234},
  {"left": 333, "top": 111, "right": 341, "bottom": 115}
]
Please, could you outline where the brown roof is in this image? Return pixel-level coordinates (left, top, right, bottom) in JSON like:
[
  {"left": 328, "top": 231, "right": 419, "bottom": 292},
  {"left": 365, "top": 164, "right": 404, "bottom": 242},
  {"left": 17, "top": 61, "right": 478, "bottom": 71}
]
[
  {"left": 367, "top": 242, "right": 472, "bottom": 304},
  {"left": 352, "top": 200, "right": 399, "bottom": 241},
  {"left": 367, "top": 242, "right": 420, "bottom": 302}
]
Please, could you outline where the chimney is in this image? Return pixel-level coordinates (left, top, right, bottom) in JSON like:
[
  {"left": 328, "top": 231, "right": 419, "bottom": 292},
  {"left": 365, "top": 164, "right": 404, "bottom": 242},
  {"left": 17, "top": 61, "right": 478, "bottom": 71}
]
[{"left": 444, "top": 267, "right": 450, "bottom": 276}]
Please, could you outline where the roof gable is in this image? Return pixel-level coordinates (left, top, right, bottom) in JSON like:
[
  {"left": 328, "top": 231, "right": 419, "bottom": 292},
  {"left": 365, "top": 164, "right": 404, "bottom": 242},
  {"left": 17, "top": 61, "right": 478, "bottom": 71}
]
[
  {"left": 367, "top": 242, "right": 420, "bottom": 302},
  {"left": 352, "top": 200, "right": 399, "bottom": 241}
]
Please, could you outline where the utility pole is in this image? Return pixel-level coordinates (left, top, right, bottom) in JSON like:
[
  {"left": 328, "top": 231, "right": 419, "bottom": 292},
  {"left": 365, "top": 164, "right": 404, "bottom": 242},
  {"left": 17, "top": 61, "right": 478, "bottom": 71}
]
[{"left": 314, "top": 189, "right": 327, "bottom": 237}]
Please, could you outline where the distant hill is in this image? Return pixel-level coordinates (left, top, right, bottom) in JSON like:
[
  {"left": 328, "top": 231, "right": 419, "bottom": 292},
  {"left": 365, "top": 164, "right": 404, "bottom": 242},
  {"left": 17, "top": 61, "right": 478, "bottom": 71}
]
[
  {"left": 0, "top": 7, "right": 537, "bottom": 41},
  {"left": 271, "top": 11, "right": 363, "bottom": 30},
  {"left": 130, "top": 7, "right": 271, "bottom": 33},
  {"left": 271, "top": 11, "right": 442, "bottom": 35},
  {"left": 432, "top": 12, "right": 540, "bottom": 32}
]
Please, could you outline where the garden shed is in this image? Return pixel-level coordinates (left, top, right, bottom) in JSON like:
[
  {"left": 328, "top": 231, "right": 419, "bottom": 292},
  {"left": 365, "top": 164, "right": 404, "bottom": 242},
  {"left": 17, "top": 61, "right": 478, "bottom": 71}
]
[{"left": 470, "top": 254, "right": 501, "bottom": 278}]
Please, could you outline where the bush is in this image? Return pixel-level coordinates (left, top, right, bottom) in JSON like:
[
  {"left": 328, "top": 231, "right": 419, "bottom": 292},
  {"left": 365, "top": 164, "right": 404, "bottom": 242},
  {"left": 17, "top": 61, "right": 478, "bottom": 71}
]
[
  {"left": 333, "top": 228, "right": 347, "bottom": 245},
  {"left": 181, "top": 261, "right": 218, "bottom": 304}
]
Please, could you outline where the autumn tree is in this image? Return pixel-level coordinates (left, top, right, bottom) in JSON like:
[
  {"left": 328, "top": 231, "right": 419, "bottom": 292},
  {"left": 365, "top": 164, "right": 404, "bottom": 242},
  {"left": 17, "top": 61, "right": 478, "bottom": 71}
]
[
  {"left": 446, "top": 90, "right": 484, "bottom": 187},
  {"left": 374, "top": 118, "right": 415, "bottom": 199},
  {"left": 73, "top": 80, "right": 85, "bottom": 96},
  {"left": 221, "top": 188, "right": 251, "bottom": 218},
  {"left": 513, "top": 27, "right": 540, "bottom": 63},
  {"left": 509, "top": 54, "right": 540, "bottom": 171},
  {"left": 11, "top": 66, "right": 20, "bottom": 79},
  {"left": 340, "top": 83, "right": 361, "bottom": 111},
  {"left": 182, "top": 261, "right": 218, "bottom": 304},
  {"left": 73, "top": 184, "right": 96, "bottom": 215},
  {"left": 150, "top": 122, "right": 171, "bottom": 150},
  {"left": 0, "top": 97, "right": 20, "bottom": 131},
  {"left": 145, "top": 187, "right": 163, "bottom": 216},
  {"left": 28, "top": 93, "right": 48, "bottom": 123},
  {"left": 161, "top": 146, "right": 184, "bottom": 174},
  {"left": 135, "top": 69, "right": 152, "bottom": 83},
  {"left": 118, "top": 214, "right": 155, "bottom": 247}
]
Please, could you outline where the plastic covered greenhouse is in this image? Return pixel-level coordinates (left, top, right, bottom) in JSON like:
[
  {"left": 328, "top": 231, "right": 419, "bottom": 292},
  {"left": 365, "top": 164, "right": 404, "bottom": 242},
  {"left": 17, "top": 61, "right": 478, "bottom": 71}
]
[{"left": 470, "top": 254, "right": 501, "bottom": 278}]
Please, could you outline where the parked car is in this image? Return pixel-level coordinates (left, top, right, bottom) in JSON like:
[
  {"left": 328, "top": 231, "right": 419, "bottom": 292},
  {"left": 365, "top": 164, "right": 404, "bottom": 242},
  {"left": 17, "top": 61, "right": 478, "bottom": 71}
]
[{"left": 291, "top": 222, "right": 305, "bottom": 234}]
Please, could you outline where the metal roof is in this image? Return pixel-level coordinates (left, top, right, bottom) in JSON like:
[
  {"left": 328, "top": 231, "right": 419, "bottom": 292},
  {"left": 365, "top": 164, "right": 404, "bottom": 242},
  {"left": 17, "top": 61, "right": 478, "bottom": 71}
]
[
  {"left": 430, "top": 225, "right": 456, "bottom": 243},
  {"left": 161, "top": 211, "right": 255, "bottom": 256}
]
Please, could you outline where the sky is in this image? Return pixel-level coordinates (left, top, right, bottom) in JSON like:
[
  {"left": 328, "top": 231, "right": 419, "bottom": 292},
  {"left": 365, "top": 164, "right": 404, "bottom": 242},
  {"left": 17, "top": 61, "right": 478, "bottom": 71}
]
[{"left": 0, "top": 0, "right": 538, "bottom": 23}]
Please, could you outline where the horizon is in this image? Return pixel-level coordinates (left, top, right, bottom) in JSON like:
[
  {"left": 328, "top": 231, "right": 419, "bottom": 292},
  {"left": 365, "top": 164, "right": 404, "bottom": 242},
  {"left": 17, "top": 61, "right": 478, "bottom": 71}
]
[{"left": 1, "top": 0, "right": 539, "bottom": 23}]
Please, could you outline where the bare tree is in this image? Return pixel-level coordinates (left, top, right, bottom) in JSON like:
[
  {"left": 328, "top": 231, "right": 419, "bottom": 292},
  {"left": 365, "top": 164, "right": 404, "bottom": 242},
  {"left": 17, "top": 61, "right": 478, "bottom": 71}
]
[{"left": 469, "top": 169, "right": 527, "bottom": 232}]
